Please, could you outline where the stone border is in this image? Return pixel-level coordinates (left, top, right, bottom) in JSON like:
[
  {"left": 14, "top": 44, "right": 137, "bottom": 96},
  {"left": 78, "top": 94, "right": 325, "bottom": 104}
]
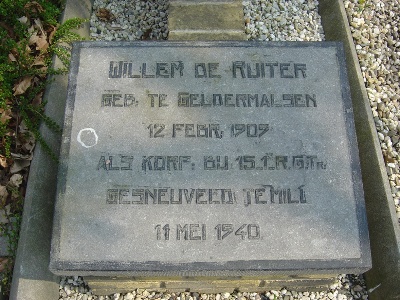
[
  {"left": 9, "top": 0, "right": 400, "bottom": 299},
  {"left": 86, "top": 276, "right": 338, "bottom": 295},
  {"left": 8, "top": 1, "right": 93, "bottom": 299},
  {"left": 318, "top": 1, "right": 400, "bottom": 299},
  {"left": 168, "top": 0, "right": 246, "bottom": 40}
]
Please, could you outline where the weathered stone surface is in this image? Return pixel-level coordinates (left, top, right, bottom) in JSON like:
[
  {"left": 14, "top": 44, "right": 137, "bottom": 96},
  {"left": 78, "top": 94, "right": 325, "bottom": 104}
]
[
  {"left": 50, "top": 41, "right": 371, "bottom": 276},
  {"left": 86, "top": 275, "right": 336, "bottom": 295},
  {"left": 168, "top": 30, "right": 246, "bottom": 41},
  {"left": 168, "top": 2, "right": 244, "bottom": 31}
]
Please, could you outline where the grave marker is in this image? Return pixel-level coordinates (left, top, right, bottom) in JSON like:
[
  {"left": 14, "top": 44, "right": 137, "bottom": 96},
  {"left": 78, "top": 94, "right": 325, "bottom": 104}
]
[{"left": 50, "top": 41, "right": 371, "bottom": 277}]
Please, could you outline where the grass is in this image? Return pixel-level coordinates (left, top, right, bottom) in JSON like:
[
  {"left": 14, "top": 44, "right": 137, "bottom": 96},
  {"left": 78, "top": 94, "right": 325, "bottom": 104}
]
[{"left": 0, "top": 0, "right": 86, "bottom": 296}]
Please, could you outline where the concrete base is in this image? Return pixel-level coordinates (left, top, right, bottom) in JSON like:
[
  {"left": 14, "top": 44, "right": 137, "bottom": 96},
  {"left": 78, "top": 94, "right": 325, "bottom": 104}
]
[
  {"left": 168, "top": 0, "right": 246, "bottom": 40},
  {"left": 319, "top": 1, "right": 400, "bottom": 299},
  {"left": 86, "top": 275, "right": 337, "bottom": 295}
]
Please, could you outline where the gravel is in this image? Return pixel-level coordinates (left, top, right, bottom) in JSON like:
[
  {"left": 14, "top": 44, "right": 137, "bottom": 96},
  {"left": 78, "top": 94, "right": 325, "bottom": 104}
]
[
  {"left": 64, "top": 0, "right": 400, "bottom": 298},
  {"left": 344, "top": 0, "right": 400, "bottom": 224},
  {"left": 90, "top": 0, "right": 169, "bottom": 41},
  {"left": 59, "top": 275, "right": 369, "bottom": 300},
  {"left": 243, "top": 0, "right": 324, "bottom": 41}
]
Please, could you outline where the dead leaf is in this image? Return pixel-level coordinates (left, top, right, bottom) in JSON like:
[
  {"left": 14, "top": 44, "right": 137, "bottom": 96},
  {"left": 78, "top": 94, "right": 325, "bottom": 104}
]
[
  {"left": 36, "top": 35, "right": 48, "bottom": 50},
  {"left": 142, "top": 29, "right": 153, "bottom": 40},
  {"left": 10, "top": 159, "right": 31, "bottom": 174},
  {"left": 23, "top": 138, "right": 36, "bottom": 152},
  {"left": 28, "top": 30, "right": 39, "bottom": 45},
  {"left": 4, "top": 130, "right": 15, "bottom": 137},
  {"left": 29, "top": 31, "right": 48, "bottom": 51},
  {"left": 19, "top": 120, "right": 29, "bottom": 133},
  {"left": 32, "top": 92, "right": 43, "bottom": 107},
  {"left": 11, "top": 153, "right": 32, "bottom": 160},
  {"left": 8, "top": 53, "right": 16, "bottom": 62},
  {"left": 383, "top": 153, "right": 396, "bottom": 163},
  {"left": 48, "top": 24, "right": 57, "bottom": 44},
  {"left": 0, "top": 204, "right": 10, "bottom": 224},
  {"left": 396, "top": 176, "right": 400, "bottom": 187},
  {"left": 34, "top": 18, "right": 45, "bottom": 36},
  {"left": 28, "top": 25, "right": 35, "bottom": 35},
  {"left": 32, "top": 56, "right": 45, "bottom": 66},
  {"left": 24, "top": 1, "right": 44, "bottom": 14},
  {"left": 10, "top": 48, "right": 19, "bottom": 60},
  {"left": 0, "top": 109, "right": 12, "bottom": 124},
  {"left": 0, "top": 21, "right": 15, "bottom": 39},
  {"left": 13, "top": 76, "right": 33, "bottom": 96},
  {"left": 0, "top": 259, "right": 9, "bottom": 272},
  {"left": 17, "top": 123, "right": 36, "bottom": 152},
  {"left": 18, "top": 16, "right": 28, "bottom": 25},
  {"left": 8, "top": 174, "right": 23, "bottom": 188},
  {"left": 0, "top": 186, "right": 8, "bottom": 205},
  {"left": 25, "top": 44, "right": 31, "bottom": 55},
  {"left": 96, "top": 8, "right": 115, "bottom": 22},
  {"left": 38, "top": 66, "right": 47, "bottom": 73},
  {"left": 0, "top": 156, "right": 7, "bottom": 168}
]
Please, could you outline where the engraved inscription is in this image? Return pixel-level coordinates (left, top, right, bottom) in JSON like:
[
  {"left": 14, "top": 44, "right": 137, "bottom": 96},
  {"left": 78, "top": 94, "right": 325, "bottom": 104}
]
[
  {"left": 154, "top": 223, "right": 261, "bottom": 241},
  {"left": 107, "top": 60, "right": 308, "bottom": 79},
  {"left": 109, "top": 61, "right": 184, "bottom": 78},
  {"left": 95, "top": 154, "right": 326, "bottom": 172},
  {"left": 194, "top": 63, "right": 221, "bottom": 78},
  {"left": 106, "top": 185, "right": 307, "bottom": 205},
  {"left": 236, "top": 154, "right": 327, "bottom": 170},
  {"left": 231, "top": 124, "right": 269, "bottom": 137},
  {"left": 141, "top": 156, "right": 192, "bottom": 172},
  {"left": 147, "top": 123, "right": 272, "bottom": 139},
  {"left": 177, "top": 93, "right": 317, "bottom": 107},
  {"left": 93, "top": 48, "right": 348, "bottom": 253},
  {"left": 215, "top": 224, "right": 260, "bottom": 240},
  {"left": 232, "top": 61, "right": 307, "bottom": 78},
  {"left": 101, "top": 93, "right": 138, "bottom": 107},
  {"left": 97, "top": 155, "right": 134, "bottom": 171}
]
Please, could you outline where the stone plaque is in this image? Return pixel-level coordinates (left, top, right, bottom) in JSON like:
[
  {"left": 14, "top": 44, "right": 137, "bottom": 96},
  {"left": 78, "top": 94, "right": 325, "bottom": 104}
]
[{"left": 50, "top": 41, "right": 371, "bottom": 276}]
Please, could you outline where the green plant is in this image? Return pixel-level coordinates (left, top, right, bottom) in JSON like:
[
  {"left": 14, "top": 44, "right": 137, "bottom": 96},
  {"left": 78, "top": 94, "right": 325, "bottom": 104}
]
[
  {"left": 0, "top": 203, "right": 22, "bottom": 295},
  {"left": 0, "top": 0, "right": 86, "bottom": 161},
  {"left": 357, "top": 0, "right": 371, "bottom": 12},
  {"left": 0, "top": 177, "right": 24, "bottom": 295},
  {"left": 50, "top": 17, "right": 86, "bottom": 68}
]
